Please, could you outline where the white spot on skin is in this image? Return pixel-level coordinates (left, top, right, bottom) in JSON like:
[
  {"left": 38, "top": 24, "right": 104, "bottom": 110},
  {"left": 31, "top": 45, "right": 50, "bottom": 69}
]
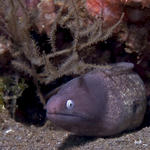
[
  {"left": 134, "top": 139, "right": 142, "bottom": 145},
  {"left": 143, "top": 143, "right": 148, "bottom": 147},
  {"left": 4, "top": 128, "right": 14, "bottom": 134}
]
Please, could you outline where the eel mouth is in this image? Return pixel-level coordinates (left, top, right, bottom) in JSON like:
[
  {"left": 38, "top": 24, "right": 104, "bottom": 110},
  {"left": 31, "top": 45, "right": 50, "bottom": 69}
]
[{"left": 46, "top": 112, "right": 88, "bottom": 120}]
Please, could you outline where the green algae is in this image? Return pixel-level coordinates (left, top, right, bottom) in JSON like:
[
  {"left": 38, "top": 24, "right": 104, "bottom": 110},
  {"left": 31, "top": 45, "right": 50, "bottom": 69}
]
[{"left": 0, "top": 76, "right": 28, "bottom": 114}]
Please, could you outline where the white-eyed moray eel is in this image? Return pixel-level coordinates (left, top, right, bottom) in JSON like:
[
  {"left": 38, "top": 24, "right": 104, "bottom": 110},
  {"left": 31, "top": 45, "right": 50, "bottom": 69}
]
[{"left": 46, "top": 62, "right": 146, "bottom": 136}]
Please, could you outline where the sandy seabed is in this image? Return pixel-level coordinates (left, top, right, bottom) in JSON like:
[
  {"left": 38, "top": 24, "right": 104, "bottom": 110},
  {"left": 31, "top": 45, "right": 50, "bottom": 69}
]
[{"left": 0, "top": 109, "right": 150, "bottom": 150}]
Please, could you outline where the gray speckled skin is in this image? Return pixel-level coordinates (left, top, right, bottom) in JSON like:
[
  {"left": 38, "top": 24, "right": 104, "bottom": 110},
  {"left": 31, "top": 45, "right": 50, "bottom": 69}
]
[{"left": 46, "top": 62, "right": 146, "bottom": 136}]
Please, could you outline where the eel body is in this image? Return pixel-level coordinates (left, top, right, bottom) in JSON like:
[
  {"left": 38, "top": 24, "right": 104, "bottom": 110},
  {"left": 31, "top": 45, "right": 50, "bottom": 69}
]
[{"left": 46, "top": 62, "right": 146, "bottom": 136}]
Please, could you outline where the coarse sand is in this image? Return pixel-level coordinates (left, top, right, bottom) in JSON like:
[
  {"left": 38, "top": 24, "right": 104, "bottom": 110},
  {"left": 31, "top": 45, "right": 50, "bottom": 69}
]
[{"left": 0, "top": 109, "right": 150, "bottom": 150}]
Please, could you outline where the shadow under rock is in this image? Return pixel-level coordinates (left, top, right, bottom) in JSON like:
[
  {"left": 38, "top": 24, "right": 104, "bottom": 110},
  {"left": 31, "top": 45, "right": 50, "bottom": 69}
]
[
  {"left": 57, "top": 123, "right": 150, "bottom": 150},
  {"left": 58, "top": 134, "right": 97, "bottom": 150},
  {"left": 141, "top": 96, "right": 150, "bottom": 127}
]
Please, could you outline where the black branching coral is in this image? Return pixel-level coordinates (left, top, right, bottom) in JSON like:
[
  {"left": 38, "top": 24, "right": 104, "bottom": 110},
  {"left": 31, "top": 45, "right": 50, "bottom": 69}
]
[{"left": 0, "top": 0, "right": 123, "bottom": 105}]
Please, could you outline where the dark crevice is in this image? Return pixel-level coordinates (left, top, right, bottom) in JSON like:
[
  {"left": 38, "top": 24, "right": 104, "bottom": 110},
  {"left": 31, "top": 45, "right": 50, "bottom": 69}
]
[
  {"left": 14, "top": 80, "right": 46, "bottom": 126},
  {"left": 12, "top": 75, "right": 76, "bottom": 126}
]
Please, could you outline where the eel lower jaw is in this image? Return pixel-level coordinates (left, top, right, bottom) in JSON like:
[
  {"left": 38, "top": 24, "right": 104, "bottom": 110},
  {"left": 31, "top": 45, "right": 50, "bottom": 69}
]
[
  {"left": 47, "top": 112, "right": 79, "bottom": 118},
  {"left": 46, "top": 112, "right": 88, "bottom": 121}
]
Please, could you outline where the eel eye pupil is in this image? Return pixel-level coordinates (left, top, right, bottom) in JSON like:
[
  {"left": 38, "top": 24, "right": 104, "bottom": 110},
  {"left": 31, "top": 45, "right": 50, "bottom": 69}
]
[{"left": 66, "top": 99, "right": 74, "bottom": 109}]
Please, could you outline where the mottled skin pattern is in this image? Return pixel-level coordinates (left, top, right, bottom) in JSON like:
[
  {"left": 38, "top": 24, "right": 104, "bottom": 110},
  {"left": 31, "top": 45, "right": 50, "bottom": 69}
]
[{"left": 46, "top": 62, "right": 146, "bottom": 136}]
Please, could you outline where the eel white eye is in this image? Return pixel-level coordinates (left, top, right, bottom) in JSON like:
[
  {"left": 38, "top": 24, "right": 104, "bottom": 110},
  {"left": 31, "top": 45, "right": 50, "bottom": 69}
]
[{"left": 66, "top": 99, "right": 74, "bottom": 110}]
